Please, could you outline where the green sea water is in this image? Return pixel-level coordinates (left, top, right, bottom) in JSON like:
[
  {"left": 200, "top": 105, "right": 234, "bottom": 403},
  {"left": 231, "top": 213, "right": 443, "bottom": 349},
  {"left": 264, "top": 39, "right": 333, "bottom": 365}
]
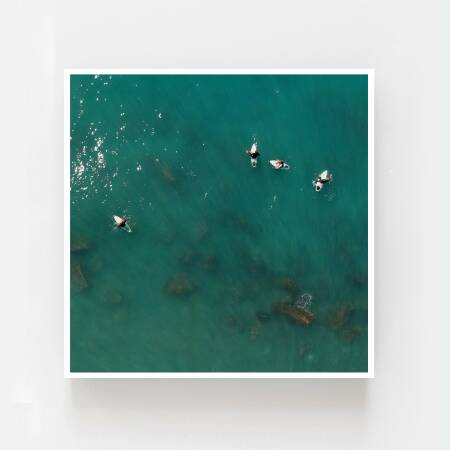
[{"left": 70, "top": 74, "right": 368, "bottom": 373}]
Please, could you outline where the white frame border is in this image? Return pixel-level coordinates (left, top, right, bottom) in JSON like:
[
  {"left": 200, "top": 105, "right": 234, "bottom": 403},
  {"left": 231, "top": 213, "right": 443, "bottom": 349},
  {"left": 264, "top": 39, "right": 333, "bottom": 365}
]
[{"left": 64, "top": 68, "right": 374, "bottom": 379}]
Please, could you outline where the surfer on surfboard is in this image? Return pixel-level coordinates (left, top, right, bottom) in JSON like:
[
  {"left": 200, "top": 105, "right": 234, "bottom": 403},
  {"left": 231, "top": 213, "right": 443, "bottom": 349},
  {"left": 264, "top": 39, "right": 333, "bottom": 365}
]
[
  {"left": 269, "top": 159, "right": 290, "bottom": 170},
  {"left": 245, "top": 143, "right": 260, "bottom": 167},
  {"left": 113, "top": 215, "right": 132, "bottom": 232},
  {"left": 313, "top": 170, "right": 333, "bottom": 192}
]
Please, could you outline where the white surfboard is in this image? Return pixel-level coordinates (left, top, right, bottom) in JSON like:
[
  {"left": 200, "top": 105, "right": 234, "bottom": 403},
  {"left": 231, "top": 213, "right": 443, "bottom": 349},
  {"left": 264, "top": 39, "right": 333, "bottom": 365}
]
[
  {"left": 248, "top": 143, "right": 258, "bottom": 167},
  {"left": 269, "top": 160, "right": 289, "bottom": 170},
  {"left": 319, "top": 170, "right": 331, "bottom": 180},
  {"left": 269, "top": 160, "right": 279, "bottom": 168},
  {"left": 113, "top": 215, "right": 123, "bottom": 225},
  {"left": 313, "top": 181, "right": 323, "bottom": 192},
  {"left": 113, "top": 215, "right": 132, "bottom": 232}
]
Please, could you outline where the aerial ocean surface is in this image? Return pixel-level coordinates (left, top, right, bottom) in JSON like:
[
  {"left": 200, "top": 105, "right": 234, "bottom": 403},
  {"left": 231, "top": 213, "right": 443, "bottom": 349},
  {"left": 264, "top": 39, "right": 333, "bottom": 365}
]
[{"left": 70, "top": 74, "right": 368, "bottom": 372}]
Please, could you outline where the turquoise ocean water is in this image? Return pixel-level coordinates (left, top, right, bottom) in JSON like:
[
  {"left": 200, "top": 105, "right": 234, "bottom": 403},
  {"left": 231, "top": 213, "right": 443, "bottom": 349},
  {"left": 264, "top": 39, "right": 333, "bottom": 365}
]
[{"left": 70, "top": 74, "right": 368, "bottom": 372}]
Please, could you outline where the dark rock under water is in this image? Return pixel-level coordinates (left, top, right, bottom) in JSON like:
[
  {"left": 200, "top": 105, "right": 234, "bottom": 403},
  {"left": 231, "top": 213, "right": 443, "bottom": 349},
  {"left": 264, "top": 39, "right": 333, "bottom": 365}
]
[
  {"left": 71, "top": 261, "right": 88, "bottom": 290},
  {"left": 272, "top": 301, "right": 315, "bottom": 326},
  {"left": 71, "top": 237, "right": 90, "bottom": 253},
  {"left": 164, "top": 272, "right": 196, "bottom": 297},
  {"left": 326, "top": 303, "right": 367, "bottom": 342}
]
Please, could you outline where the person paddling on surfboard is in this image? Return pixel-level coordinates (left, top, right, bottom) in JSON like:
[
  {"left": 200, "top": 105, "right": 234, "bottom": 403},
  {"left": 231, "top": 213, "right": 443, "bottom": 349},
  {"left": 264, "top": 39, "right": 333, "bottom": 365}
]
[
  {"left": 113, "top": 215, "right": 128, "bottom": 229},
  {"left": 269, "top": 159, "right": 290, "bottom": 170},
  {"left": 113, "top": 215, "right": 132, "bottom": 232},
  {"left": 245, "top": 143, "right": 260, "bottom": 167},
  {"left": 313, "top": 170, "right": 333, "bottom": 192}
]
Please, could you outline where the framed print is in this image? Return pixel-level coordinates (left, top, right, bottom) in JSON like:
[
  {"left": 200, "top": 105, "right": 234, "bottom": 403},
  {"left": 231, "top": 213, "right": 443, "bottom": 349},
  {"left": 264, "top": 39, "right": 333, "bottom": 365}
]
[{"left": 65, "top": 69, "right": 374, "bottom": 378}]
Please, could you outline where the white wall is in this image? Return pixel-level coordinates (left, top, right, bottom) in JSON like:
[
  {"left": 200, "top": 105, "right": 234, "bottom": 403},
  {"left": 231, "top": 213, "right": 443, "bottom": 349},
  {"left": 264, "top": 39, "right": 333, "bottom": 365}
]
[{"left": 1, "top": 1, "right": 449, "bottom": 448}]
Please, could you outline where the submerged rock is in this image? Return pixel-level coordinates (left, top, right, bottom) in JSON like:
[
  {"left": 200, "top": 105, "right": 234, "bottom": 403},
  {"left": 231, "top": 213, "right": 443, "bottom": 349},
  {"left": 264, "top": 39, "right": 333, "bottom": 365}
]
[
  {"left": 71, "top": 237, "right": 89, "bottom": 253},
  {"left": 341, "top": 326, "right": 363, "bottom": 342},
  {"left": 164, "top": 272, "right": 196, "bottom": 297},
  {"left": 71, "top": 261, "right": 88, "bottom": 290},
  {"left": 326, "top": 303, "right": 366, "bottom": 342},
  {"left": 326, "top": 303, "right": 353, "bottom": 330},
  {"left": 273, "top": 302, "right": 315, "bottom": 326}
]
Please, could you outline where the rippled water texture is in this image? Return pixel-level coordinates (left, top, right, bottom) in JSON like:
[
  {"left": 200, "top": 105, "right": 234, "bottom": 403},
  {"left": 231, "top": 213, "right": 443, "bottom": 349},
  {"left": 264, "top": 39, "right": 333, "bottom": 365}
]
[{"left": 70, "top": 74, "right": 369, "bottom": 372}]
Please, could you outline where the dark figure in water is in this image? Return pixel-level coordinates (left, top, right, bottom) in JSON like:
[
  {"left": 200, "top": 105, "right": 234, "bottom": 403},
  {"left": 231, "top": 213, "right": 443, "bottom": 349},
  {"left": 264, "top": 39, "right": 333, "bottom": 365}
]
[
  {"left": 113, "top": 215, "right": 127, "bottom": 228},
  {"left": 246, "top": 143, "right": 260, "bottom": 167},
  {"left": 313, "top": 170, "right": 333, "bottom": 192}
]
